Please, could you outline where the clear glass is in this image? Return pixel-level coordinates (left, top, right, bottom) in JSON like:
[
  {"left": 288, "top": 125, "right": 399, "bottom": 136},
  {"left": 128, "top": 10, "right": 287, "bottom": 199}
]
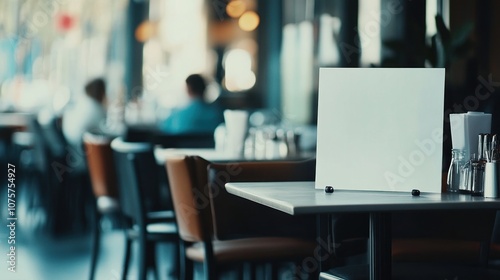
[
  {"left": 471, "top": 160, "right": 486, "bottom": 196},
  {"left": 459, "top": 159, "right": 472, "bottom": 194},
  {"left": 447, "top": 149, "right": 465, "bottom": 193},
  {"left": 459, "top": 153, "right": 475, "bottom": 194}
]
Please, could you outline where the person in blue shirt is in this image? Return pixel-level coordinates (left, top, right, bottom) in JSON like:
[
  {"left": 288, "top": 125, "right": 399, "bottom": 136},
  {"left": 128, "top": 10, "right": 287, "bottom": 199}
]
[{"left": 159, "top": 74, "right": 223, "bottom": 134}]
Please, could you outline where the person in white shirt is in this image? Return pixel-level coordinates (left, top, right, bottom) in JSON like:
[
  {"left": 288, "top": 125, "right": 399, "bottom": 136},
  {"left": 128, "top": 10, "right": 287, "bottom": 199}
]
[{"left": 62, "top": 78, "right": 107, "bottom": 153}]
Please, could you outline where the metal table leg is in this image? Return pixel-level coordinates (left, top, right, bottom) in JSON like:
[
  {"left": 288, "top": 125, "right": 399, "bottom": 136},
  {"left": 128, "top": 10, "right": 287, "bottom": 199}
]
[{"left": 369, "top": 212, "right": 392, "bottom": 280}]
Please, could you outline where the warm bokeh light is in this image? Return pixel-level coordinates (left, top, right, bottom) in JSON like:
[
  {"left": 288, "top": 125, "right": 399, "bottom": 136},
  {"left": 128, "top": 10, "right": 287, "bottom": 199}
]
[
  {"left": 224, "top": 70, "right": 256, "bottom": 92},
  {"left": 224, "top": 49, "right": 252, "bottom": 71},
  {"left": 226, "top": 0, "right": 246, "bottom": 18},
  {"left": 238, "top": 11, "right": 260, "bottom": 31},
  {"left": 209, "top": 21, "right": 237, "bottom": 45},
  {"left": 223, "top": 49, "right": 256, "bottom": 91},
  {"left": 135, "top": 21, "right": 156, "bottom": 42}
]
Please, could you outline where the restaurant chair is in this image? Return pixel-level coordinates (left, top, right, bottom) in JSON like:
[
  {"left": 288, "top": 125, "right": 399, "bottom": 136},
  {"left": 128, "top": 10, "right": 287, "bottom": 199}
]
[
  {"left": 391, "top": 210, "right": 497, "bottom": 264},
  {"left": 7, "top": 115, "right": 57, "bottom": 236},
  {"left": 206, "top": 158, "right": 317, "bottom": 240},
  {"left": 25, "top": 115, "right": 91, "bottom": 235},
  {"left": 111, "top": 138, "right": 178, "bottom": 280},
  {"left": 207, "top": 158, "right": 321, "bottom": 278},
  {"left": 165, "top": 155, "right": 318, "bottom": 280},
  {"left": 83, "top": 132, "right": 120, "bottom": 280},
  {"left": 390, "top": 173, "right": 500, "bottom": 271}
]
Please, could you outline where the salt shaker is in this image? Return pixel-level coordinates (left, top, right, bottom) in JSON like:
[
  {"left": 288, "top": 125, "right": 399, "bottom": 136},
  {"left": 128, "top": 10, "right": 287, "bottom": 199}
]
[
  {"left": 471, "top": 160, "right": 485, "bottom": 196},
  {"left": 483, "top": 162, "right": 498, "bottom": 198},
  {"left": 483, "top": 134, "right": 498, "bottom": 198}
]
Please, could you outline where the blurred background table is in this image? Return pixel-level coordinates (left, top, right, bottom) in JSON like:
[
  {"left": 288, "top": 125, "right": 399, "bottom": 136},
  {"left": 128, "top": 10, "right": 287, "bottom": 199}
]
[{"left": 154, "top": 147, "right": 315, "bottom": 164}]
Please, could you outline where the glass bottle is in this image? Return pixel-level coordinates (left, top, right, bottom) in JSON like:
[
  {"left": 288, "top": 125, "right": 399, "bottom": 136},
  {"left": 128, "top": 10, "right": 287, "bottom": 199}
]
[
  {"left": 243, "top": 128, "right": 256, "bottom": 159},
  {"left": 447, "top": 149, "right": 465, "bottom": 193},
  {"left": 458, "top": 160, "right": 471, "bottom": 194},
  {"left": 471, "top": 151, "right": 486, "bottom": 196}
]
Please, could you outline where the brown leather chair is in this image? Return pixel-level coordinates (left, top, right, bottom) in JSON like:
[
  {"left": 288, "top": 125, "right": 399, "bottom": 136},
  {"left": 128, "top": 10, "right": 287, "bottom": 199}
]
[
  {"left": 83, "top": 132, "right": 120, "bottom": 280},
  {"left": 392, "top": 210, "right": 497, "bottom": 264},
  {"left": 390, "top": 172, "right": 499, "bottom": 266},
  {"left": 206, "top": 158, "right": 317, "bottom": 240},
  {"left": 84, "top": 133, "right": 119, "bottom": 205},
  {"left": 165, "top": 155, "right": 318, "bottom": 280}
]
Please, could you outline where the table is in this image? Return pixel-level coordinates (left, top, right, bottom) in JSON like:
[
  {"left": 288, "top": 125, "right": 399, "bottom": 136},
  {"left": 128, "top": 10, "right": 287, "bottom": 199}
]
[
  {"left": 225, "top": 181, "right": 500, "bottom": 280},
  {"left": 155, "top": 148, "right": 239, "bottom": 164},
  {"left": 0, "top": 112, "right": 32, "bottom": 127},
  {"left": 0, "top": 112, "right": 33, "bottom": 163},
  {"left": 154, "top": 147, "right": 315, "bottom": 164}
]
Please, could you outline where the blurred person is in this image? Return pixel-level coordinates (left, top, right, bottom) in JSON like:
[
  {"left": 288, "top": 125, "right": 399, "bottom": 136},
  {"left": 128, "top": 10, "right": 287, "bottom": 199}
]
[
  {"left": 62, "top": 78, "right": 107, "bottom": 152},
  {"left": 159, "top": 74, "right": 223, "bottom": 134}
]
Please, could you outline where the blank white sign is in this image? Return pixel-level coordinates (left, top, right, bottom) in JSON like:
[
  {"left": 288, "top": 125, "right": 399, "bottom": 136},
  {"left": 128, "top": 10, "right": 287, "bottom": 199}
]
[{"left": 315, "top": 68, "right": 445, "bottom": 192}]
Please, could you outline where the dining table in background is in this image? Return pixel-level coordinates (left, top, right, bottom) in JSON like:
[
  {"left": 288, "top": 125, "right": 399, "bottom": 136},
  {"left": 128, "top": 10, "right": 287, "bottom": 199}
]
[{"left": 154, "top": 147, "right": 316, "bottom": 164}]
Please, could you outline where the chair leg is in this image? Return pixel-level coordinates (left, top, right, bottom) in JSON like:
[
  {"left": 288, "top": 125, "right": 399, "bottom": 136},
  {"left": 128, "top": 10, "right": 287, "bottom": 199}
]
[
  {"left": 179, "top": 240, "right": 186, "bottom": 278},
  {"left": 243, "top": 262, "right": 255, "bottom": 280},
  {"left": 203, "top": 241, "right": 216, "bottom": 280},
  {"left": 203, "top": 259, "right": 216, "bottom": 280},
  {"left": 88, "top": 208, "right": 101, "bottom": 280},
  {"left": 183, "top": 258, "right": 194, "bottom": 280},
  {"left": 180, "top": 240, "right": 193, "bottom": 280},
  {"left": 171, "top": 239, "right": 181, "bottom": 279},
  {"left": 137, "top": 235, "right": 148, "bottom": 280},
  {"left": 146, "top": 241, "right": 159, "bottom": 280},
  {"left": 203, "top": 240, "right": 217, "bottom": 280},
  {"left": 122, "top": 238, "right": 132, "bottom": 280},
  {"left": 266, "top": 263, "right": 279, "bottom": 280}
]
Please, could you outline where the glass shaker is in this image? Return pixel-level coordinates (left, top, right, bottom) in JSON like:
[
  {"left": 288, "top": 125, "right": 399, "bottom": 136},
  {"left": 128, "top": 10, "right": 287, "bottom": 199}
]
[
  {"left": 447, "top": 149, "right": 465, "bottom": 193},
  {"left": 471, "top": 160, "right": 485, "bottom": 196},
  {"left": 243, "top": 128, "right": 256, "bottom": 159}
]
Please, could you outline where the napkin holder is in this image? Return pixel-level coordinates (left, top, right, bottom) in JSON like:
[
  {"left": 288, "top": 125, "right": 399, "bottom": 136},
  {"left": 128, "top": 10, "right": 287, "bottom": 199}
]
[{"left": 450, "top": 112, "right": 491, "bottom": 160}]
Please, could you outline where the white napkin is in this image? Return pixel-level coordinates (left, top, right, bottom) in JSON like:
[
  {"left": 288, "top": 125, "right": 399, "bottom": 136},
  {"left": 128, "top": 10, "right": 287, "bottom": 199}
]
[
  {"left": 450, "top": 112, "right": 492, "bottom": 159},
  {"left": 223, "top": 110, "right": 248, "bottom": 155}
]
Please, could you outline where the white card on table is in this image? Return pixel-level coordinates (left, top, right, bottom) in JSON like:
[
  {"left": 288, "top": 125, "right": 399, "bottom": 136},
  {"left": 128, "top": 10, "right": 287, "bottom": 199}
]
[{"left": 315, "top": 68, "right": 445, "bottom": 192}]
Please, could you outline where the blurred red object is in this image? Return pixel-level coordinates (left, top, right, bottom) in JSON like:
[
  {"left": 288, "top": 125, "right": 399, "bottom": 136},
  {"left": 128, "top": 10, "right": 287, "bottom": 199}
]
[{"left": 56, "top": 13, "right": 75, "bottom": 32}]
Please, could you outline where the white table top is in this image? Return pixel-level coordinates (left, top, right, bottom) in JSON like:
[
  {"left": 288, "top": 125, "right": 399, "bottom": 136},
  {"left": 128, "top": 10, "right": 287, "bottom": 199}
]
[
  {"left": 154, "top": 147, "right": 315, "bottom": 164},
  {"left": 0, "top": 112, "right": 32, "bottom": 127},
  {"left": 225, "top": 181, "right": 500, "bottom": 215},
  {"left": 154, "top": 148, "right": 242, "bottom": 164}
]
